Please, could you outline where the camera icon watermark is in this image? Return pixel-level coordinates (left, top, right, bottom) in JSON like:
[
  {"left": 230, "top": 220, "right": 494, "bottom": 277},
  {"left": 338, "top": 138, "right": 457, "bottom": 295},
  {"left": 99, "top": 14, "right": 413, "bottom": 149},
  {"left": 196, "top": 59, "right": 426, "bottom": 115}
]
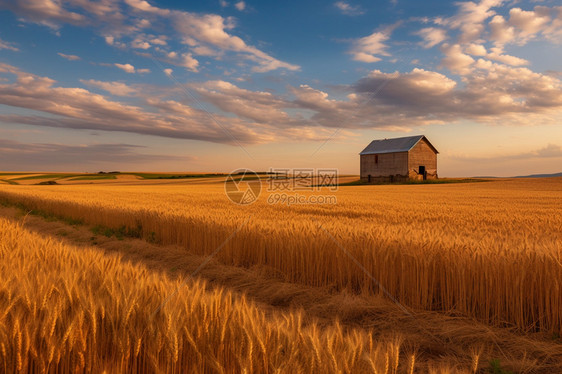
[
  {"left": 225, "top": 168, "right": 338, "bottom": 205},
  {"left": 224, "top": 169, "right": 262, "bottom": 205}
]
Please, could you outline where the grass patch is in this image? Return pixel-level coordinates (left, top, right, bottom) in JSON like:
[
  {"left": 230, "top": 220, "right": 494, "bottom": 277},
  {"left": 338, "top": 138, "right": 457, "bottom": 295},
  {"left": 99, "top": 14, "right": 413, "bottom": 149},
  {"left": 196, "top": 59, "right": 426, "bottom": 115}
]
[
  {"left": 68, "top": 174, "right": 117, "bottom": 181},
  {"left": 489, "top": 359, "right": 514, "bottom": 374},
  {"left": 12, "top": 173, "right": 80, "bottom": 181},
  {"left": 0, "top": 179, "right": 20, "bottom": 185},
  {"left": 91, "top": 223, "right": 144, "bottom": 241},
  {"left": 36, "top": 181, "right": 59, "bottom": 185},
  {"left": 133, "top": 172, "right": 225, "bottom": 180}
]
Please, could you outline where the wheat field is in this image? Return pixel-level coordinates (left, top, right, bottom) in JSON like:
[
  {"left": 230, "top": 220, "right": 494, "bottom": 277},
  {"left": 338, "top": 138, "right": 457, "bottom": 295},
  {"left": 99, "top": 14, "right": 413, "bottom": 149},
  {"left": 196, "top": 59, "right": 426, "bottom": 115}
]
[
  {"left": 0, "top": 216, "right": 433, "bottom": 373},
  {"left": 0, "top": 177, "right": 561, "bottom": 372}
]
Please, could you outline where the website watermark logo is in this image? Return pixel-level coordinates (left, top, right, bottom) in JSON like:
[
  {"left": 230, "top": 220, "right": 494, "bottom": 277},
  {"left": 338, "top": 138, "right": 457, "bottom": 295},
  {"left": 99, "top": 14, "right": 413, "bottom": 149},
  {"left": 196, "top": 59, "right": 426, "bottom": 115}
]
[
  {"left": 225, "top": 168, "right": 338, "bottom": 205},
  {"left": 224, "top": 169, "right": 262, "bottom": 205}
]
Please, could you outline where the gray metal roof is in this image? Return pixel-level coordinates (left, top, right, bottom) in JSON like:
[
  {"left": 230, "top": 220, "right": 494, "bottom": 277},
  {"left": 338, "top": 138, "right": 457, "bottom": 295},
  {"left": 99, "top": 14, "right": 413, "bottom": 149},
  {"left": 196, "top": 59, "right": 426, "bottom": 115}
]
[{"left": 359, "top": 135, "right": 438, "bottom": 155}]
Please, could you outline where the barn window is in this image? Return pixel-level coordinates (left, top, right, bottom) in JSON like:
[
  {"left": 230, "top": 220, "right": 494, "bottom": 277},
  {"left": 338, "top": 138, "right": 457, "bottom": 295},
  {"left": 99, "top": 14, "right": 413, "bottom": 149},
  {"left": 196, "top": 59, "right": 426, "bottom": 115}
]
[{"left": 375, "top": 154, "right": 378, "bottom": 164}]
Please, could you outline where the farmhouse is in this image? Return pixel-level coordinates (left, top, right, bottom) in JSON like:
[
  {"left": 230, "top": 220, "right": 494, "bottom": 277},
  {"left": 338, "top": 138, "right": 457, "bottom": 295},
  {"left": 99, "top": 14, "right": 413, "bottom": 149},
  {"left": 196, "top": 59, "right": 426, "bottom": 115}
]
[{"left": 360, "top": 135, "right": 439, "bottom": 182}]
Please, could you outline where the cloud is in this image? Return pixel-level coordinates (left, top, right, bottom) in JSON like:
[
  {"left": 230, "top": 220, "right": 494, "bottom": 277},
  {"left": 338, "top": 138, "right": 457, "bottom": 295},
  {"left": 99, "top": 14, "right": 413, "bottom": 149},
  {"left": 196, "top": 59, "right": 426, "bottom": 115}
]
[
  {"left": 534, "top": 144, "right": 562, "bottom": 158},
  {"left": 114, "top": 63, "right": 136, "bottom": 73},
  {"left": 334, "top": 1, "right": 364, "bottom": 16},
  {"left": 163, "top": 68, "right": 173, "bottom": 76},
  {"left": 172, "top": 12, "right": 299, "bottom": 73},
  {"left": 192, "top": 80, "right": 293, "bottom": 124},
  {"left": 150, "top": 36, "right": 167, "bottom": 46},
  {"left": 509, "top": 7, "right": 551, "bottom": 40},
  {"left": 192, "top": 64, "right": 562, "bottom": 131},
  {"left": 451, "top": 143, "right": 562, "bottom": 162},
  {"left": 349, "top": 24, "right": 396, "bottom": 63},
  {"left": 464, "top": 43, "right": 487, "bottom": 56},
  {"left": 350, "top": 64, "right": 562, "bottom": 126},
  {"left": 462, "top": 44, "right": 528, "bottom": 66},
  {"left": 113, "top": 63, "right": 150, "bottom": 74},
  {"left": 0, "top": 0, "right": 85, "bottom": 29},
  {"left": 57, "top": 52, "right": 81, "bottom": 61},
  {"left": 416, "top": 27, "right": 447, "bottom": 48},
  {"left": 0, "top": 139, "right": 192, "bottom": 170},
  {"left": 124, "top": 0, "right": 170, "bottom": 16},
  {"left": 80, "top": 79, "right": 137, "bottom": 96},
  {"left": 485, "top": 47, "right": 529, "bottom": 66},
  {"left": 437, "top": 0, "right": 504, "bottom": 43},
  {"left": 0, "top": 37, "right": 19, "bottom": 51},
  {"left": 1, "top": 61, "right": 561, "bottom": 146},
  {"left": 131, "top": 38, "right": 151, "bottom": 49},
  {"left": 234, "top": 1, "right": 245, "bottom": 11},
  {"left": 489, "top": 15, "right": 514, "bottom": 44},
  {"left": 0, "top": 63, "right": 276, "bottom": 144},
  {"left": 179, "top": 53, "right": 199, "bottom": 72},
  {"left": 440, "top": 44, "right": 475, "bottom": 75},
  {"left": 489, "top": 5, "right": 562, "bottom": 45},
  {"left": 0, "top": 0, "right": 298, "bottom": 74}
]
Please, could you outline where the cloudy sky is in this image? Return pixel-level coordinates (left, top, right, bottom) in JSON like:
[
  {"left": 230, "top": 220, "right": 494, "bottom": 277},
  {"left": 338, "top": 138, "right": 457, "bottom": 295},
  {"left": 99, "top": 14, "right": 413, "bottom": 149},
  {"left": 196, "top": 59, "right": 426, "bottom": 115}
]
[{"left": 0, "top": 0, "right": 561, "bottom": 176}]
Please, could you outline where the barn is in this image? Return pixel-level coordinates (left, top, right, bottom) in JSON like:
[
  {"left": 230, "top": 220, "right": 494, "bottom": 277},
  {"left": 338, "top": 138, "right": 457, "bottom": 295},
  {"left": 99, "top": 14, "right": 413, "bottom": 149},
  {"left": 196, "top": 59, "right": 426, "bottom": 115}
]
[{"left": 360, "top": 135, "right": 439, "bottom": 182}]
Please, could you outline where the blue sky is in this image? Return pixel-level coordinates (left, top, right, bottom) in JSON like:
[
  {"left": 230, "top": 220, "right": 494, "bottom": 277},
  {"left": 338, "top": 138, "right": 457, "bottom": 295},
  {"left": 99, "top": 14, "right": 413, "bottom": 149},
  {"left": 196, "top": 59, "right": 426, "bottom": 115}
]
[{"left": 0, "top": 0, "right": 561, "bottom": 176}]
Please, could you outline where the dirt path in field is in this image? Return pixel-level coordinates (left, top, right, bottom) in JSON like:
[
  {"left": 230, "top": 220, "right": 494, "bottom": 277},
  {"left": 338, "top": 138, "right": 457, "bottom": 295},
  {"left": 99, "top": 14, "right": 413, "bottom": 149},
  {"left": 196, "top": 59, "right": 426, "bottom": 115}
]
[{"left": 1, "top": 205, "right": 561, "bottom": 372}]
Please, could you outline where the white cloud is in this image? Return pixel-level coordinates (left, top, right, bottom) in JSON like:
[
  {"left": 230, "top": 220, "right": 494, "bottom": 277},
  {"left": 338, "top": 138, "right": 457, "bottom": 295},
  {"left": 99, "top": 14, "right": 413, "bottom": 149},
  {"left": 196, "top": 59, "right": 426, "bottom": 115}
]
[
  {"left": 163, "top": 68, "right": 173, "bottom": 76},
  {"left": 416, "top": 27, "right": 447, "bottom": 48},
  {"left": 80, "top": 79, "right": 137, "bottom": 96},
  {"left": 192, "top": 45, "right": 220, "bottom": 57},
  {"left": 114, "top": 63, "right": 136, "bottom": 73},
  {"left": 1, "top": 62, "right": 561, "bottom": 146},
  {"left": 234, "top": 1, "right": 245, "bottom": 11},
  {"left": 1, "top": 0, "right": 299, "bottom": 74},
  {"left": 193, "top": 80, "right": 292, "bottom": 124},
  {"left": 488, "top": 5, "right": 562, "bottom": 46},
  {"left": 150, "top": 36, "right": 167, "bottom": 46},
  {"left": 440, "top": 44, "right": 475, "bottom": 75},
  {"left": 509, "top": 7, "right": 550, "bottom": 39},
  {"left": 463, "top": 44, "right": 529, "bottom": 66},
  {"left": 180, "top": 53, "right": 199, "bottom": 72},
  {"left": 464, "top": 43, "right": 487, "bottom": 56},
  {"left": 131, "top": 38, "right": 151, "bottom": 49},
  {"left": 57, "top": 52, "right": 81, "bottom": 61},
  {"left": 0, "top": 63, "right": 273, "bottom": 144},
  {"left": 486, "top": 47, "right": 529, "bottom": 66},
  {"left": 438, "top": 0, "right": 504, "bottom": 43},
  {"left": 0, "top": 0, "right": 85, "bottom": 29},
  {"left": 334, "top": 1, "right": 364, "bottom": 16},
  {"left": 172, "top": 12, "right": 300, "bottom": 72},
  {"left": 123, "top": 0, "right": 170, "bottom": 16},
  {"left": 349, "top": 25, "right": 396, "bottom": 63},
  {"left": 0, "top": 37, "right": 19, "bottom": 51}
]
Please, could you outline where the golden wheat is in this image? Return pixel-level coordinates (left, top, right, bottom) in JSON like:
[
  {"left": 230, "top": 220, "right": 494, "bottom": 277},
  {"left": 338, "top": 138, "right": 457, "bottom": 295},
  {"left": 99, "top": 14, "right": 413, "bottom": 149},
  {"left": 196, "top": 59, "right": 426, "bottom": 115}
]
[
  {"left": 1, "top": 178, "right": 561, "bottom": 336},
  {"left": 0, "top": 216, "right": 469, "bottom": 373}
]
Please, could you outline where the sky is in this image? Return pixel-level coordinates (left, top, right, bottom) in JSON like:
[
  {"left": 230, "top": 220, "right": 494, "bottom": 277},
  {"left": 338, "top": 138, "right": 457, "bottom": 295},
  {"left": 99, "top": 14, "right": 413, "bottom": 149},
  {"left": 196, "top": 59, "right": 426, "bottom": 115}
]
[{"left": 0, "top": 0, "right": 561, "bottom": 177}]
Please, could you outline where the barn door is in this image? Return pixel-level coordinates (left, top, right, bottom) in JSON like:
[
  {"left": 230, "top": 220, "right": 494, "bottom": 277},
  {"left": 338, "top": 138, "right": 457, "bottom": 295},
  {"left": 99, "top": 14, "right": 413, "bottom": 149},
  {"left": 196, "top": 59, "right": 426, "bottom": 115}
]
[{"left": 418, "top": 166, "right": 427, "bottom": 180}]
